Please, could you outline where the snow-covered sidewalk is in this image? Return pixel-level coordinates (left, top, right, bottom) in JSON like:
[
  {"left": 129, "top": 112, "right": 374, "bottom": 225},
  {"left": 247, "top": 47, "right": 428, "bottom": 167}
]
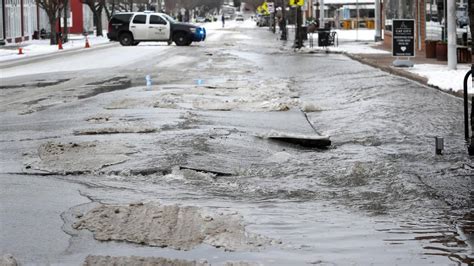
[
  {"left": 409, "top": 64, "right": 472, "bottom": 93},
  {"left": 0, "top": 34, "right": 111, "bottom": 62}
]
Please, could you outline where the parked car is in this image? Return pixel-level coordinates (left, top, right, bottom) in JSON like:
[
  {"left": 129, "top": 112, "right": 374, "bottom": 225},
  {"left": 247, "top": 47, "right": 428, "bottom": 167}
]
[
  {"left": 256, "top": 15, "right": 270, "bottom": 27},
  {"left": 458, "top": 16, "right": 469, "bottom": 28},
  {"left": 107, "top": 11, "right": 206, "bottom": 46},
  {"left": 235, "top": 14, "right": 244, "bottom": 21},
  {"left": 196, "top": 17, "right": 212, "bottom": 23},
  {"left": 196, "top": 17, "right": 206, "bottom": 23}
]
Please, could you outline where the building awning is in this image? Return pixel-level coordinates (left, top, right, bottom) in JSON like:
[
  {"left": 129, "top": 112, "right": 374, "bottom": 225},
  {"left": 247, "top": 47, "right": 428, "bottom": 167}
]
[{"left": 321, "top": 0, "right": 375, "bottom": 5}]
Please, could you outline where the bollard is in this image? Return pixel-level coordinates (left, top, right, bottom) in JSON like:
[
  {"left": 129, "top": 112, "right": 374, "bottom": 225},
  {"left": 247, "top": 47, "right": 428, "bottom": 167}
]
[
  {"left": 435, "top": 137, "right": 444, "bottom": 155},
  {"left": 145, "top": 75, "right": 152, "bottom": 89}
]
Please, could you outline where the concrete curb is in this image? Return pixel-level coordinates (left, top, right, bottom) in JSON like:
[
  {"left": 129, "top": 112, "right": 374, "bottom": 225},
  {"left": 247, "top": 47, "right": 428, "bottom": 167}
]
[
  {"left": 344, "top": 53, "right": 429, "bottom": 85},
  {"left": 0, "top": 42, "right": 118, "bottom": 69}
]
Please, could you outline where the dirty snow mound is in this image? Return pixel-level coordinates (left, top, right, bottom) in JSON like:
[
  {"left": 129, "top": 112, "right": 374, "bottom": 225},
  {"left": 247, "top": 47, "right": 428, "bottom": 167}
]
[
  {"left": 83, "top": 256, "right": 261, "bottom": 266},
  {"left": 28, "top": 141, "right": 132, "bottom": 173},
  {"left": 83, "top": 255, "right": 209, "bottom": 266},
  {"left": 301, "top": 102, "right": 322, "bottom": 112},
  {"left": 73, "top": 123, "right": 156, "bottom": 135},
  {"left": 73, "top": 202, "right": 270, "bottom": 251},
  {"left": 0, "top": 254, "right": 17, "bottom": 266}
]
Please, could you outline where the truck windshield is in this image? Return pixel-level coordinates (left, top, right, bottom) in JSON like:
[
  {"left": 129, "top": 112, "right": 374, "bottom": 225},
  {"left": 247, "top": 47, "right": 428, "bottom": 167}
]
[{"left": 161, "top": 14, "right": 176, "bottom": 23}]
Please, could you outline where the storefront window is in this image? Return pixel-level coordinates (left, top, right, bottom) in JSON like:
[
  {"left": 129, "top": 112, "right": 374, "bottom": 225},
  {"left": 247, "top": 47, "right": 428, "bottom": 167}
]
[{"left": 385, "top": 0, "right": 415, "bottom": 32}]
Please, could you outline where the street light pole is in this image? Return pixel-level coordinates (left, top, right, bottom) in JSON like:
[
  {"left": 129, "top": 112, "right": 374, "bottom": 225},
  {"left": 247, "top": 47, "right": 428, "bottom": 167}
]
[
  {"left": 280, "top": 0, "right": 287, "bottom": 40},
  {"left": 319, "top": 0, "right": 324, "bottom": 28},
  {"left": 375, "top": 0, "right": 381, "bottom": 41},
  {"left": 447, "top": 0, "right": 457, "bottom": 69}
]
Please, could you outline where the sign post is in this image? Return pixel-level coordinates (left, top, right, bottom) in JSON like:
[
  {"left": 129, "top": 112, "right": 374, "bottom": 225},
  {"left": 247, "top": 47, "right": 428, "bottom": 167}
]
[{"left": 392, "top": 19, "right": 415, "bottom": 67}]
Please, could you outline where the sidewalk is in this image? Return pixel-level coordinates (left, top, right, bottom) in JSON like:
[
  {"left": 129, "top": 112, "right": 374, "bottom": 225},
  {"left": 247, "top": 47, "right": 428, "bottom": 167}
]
[
  {"left": 0, "top": 34, "right": 112, "bottom": 64},
  {"left": 298, "top": 29, "right": 473, "bottom": 95},
  {"left": 347, "top": 44, "right": 473, "bottom": 96}
]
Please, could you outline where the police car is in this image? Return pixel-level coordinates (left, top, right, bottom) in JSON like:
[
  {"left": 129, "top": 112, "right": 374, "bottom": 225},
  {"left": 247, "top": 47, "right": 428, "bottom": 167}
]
[{"left": 107, "top": 11, "right": 206, "bottom": 46}]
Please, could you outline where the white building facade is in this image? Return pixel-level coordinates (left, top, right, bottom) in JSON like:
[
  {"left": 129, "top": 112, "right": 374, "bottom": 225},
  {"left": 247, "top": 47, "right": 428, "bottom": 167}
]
[{"left": 1, "top": 0, "right": 50, "bottom": 43}]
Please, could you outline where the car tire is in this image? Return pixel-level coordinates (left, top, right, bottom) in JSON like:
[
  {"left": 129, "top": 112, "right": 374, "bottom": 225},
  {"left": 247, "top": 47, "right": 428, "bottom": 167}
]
[
  {"left": 173, "top": 32, "right": 189, "bottom": 46},
  {"left": 119, "top": 33, "right": 133, "bottom": 46}
]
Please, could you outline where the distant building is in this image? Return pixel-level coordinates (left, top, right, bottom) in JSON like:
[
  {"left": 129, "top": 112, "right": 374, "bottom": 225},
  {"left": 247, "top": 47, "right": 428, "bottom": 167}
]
[
  {"left": 1, "top": 0, "right": 42, "bottom": 43},
  {"left": 305, "top": 0, "right": 375, "bottom": 29},
  {"left": 1, "top": 0, "right": 94, "bottom": 44}
]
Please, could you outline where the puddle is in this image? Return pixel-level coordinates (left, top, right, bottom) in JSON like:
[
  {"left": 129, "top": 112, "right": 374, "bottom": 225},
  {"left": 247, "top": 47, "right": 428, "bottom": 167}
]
[
  {"left": 0, "top": 78, "right": 70, "bottom": 90},
  {"left": 78, "top": 77, "right": 131, "bottom": 99}
]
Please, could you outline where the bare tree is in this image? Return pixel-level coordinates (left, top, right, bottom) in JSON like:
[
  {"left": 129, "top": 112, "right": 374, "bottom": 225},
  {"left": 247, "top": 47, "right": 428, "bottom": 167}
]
[
  {"left": 63, "top": 0, "right": 69, "bottom": 42},
  {"left": 81, "top": 0, "right": 106, "bottom": 36},
  {"left": 242, "top": 0, "right": 265, "bottom": 10},
  {"left": 36, "top": 0, "right": 63, "bottom": 44}
]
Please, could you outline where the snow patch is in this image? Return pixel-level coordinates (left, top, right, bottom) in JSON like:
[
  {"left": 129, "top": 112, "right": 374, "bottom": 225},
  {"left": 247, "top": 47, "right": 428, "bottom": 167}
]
[
  {"left": 73, "top": 202, "right": 271, "bottom": 251},
  {"left": 408, "top": 64, "right": 473, "bottom": 93}
]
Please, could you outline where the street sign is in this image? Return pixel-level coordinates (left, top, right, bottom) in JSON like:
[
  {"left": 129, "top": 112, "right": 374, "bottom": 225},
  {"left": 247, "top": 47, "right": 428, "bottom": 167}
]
[
  {"left": 392, "top": 19, "right": 415, "bottom": 57},
  {"left": 267, "top": 2, "right": 275, "bottom": 13},
  {"left": 289, "top": 0, "right": 304, "bottom": 7}
]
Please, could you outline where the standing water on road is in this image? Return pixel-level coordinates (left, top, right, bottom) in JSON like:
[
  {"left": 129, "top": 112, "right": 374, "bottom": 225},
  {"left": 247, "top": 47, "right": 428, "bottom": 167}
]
[{"left": 0, "top": 21, "right": 472, "bottom": 265}]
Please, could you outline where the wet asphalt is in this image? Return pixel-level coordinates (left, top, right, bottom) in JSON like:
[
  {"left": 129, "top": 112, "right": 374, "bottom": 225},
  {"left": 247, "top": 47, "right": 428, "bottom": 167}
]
[{"left": 0, "top": 22, "right": 473, "bottom": 265}]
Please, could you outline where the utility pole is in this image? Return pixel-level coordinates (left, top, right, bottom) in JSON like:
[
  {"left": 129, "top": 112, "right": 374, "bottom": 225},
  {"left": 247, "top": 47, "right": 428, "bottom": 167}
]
[
  {"left": 375, "top": 0, "right": 381, "bottom": 41},
  {"left": 319, "top": 0, "right": 324, "bottom": 28},
  {"left": 447, "top": 0, "right": 457, "bottom": 69},
  {"left": 356, "top": 0, "right": 359, "bottom": 40}
]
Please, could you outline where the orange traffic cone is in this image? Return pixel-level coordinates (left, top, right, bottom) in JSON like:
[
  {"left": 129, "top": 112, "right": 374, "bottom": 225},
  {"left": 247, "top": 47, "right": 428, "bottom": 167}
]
[
  {"left": 85, "top": 37, "right": 90, "bottom": 48},
  {"left": 18, "top": 47, "right": 24, "bottom": 55},
  {"left": 58, "top": 38, "right": 63, "bottom": 50}
]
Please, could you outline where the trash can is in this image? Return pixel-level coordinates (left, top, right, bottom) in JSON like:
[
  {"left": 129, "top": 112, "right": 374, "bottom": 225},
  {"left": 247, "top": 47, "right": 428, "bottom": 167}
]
[
  {"left": 318, "top": 29, "right": 330, "bottom": 47},
  {"left": 301, "top": 26, "right": 308, "bottom": 40}
]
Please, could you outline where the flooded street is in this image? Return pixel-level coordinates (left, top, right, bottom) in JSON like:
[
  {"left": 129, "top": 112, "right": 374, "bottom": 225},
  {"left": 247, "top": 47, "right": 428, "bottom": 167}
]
[{"left": 1, "top": 22, "right": 472, "bottom": 265}]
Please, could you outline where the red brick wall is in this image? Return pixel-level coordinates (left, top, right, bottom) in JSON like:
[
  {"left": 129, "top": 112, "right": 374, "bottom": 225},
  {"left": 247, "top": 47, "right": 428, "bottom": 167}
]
[{"left": 69, "top": 0, "right": 84, "bottom": 34}]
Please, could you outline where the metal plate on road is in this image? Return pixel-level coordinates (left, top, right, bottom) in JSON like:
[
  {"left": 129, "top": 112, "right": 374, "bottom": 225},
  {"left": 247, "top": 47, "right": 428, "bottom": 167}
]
[{"left": 392, "top": 19, "right": 415, "bottom": 57}]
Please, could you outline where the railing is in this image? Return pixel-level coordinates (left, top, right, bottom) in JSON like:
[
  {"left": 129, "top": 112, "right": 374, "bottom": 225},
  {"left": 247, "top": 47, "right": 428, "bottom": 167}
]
[{"left": 463, "top": 68, "right": 473, "bottom": 155}]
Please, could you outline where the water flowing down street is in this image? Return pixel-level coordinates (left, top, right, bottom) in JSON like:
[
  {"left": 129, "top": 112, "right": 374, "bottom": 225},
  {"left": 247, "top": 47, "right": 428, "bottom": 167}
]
[{"left": 1, "top": 21, "right": 473, "bottom": 265}]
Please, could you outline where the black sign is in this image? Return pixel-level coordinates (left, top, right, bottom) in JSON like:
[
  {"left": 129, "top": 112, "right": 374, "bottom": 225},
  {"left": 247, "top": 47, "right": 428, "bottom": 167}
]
[{"left": 392, "top": 19, "right": 415, "bottom": 57}]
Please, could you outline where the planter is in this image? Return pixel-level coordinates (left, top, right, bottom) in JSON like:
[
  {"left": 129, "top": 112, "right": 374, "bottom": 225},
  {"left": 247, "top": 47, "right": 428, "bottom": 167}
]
[
  {"left": 436, "top": 42, "right": 447, "bottom": 61},
  {"left": 457, "top": 47, "right": 472, "bottom": 63},
  {"left": 425, "top": 40, "right": 437, "bottom": 58}
]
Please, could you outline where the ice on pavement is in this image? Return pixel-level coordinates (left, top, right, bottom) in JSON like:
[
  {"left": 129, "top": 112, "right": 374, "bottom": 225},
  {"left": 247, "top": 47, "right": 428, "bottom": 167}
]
[
  {"left": 1, "top": 45, "right": 171, "bottom": 78},
  {"left": 260, "top": 129, "right": 330, "bottom": 140}
]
